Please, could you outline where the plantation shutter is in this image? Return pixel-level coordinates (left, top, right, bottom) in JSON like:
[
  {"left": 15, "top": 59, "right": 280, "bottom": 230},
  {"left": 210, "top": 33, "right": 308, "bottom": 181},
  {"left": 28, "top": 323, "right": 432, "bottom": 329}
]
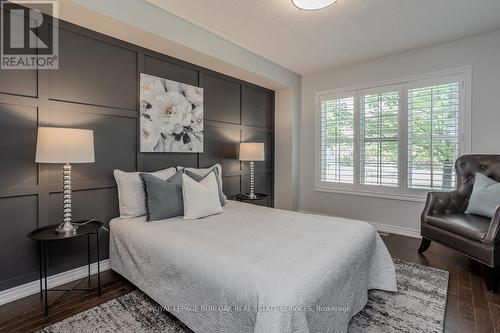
[
  {"left": 407, "top": 81, "right": 461, "bottom": 191},
  {"left": 320, "top": 95, "right": 355, "bottom": 184},
  {"left": 359, "top": 90, "right": 400, "bottom": 187}
]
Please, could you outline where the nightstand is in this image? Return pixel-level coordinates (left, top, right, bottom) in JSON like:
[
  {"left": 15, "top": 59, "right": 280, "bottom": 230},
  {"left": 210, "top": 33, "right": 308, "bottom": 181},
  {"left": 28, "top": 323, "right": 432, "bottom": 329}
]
[
  {"left": 234, "top": 193, "right": 270, "bottom": 206},
  {"left": 27, "top": 220, "right": 103, "bottom": 316}
]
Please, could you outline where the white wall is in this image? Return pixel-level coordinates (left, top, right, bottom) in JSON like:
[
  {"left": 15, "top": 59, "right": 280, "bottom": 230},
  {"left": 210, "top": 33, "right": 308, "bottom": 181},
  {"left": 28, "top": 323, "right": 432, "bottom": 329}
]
[
  {"left": 275, "top": 88, "right": 295, "bottom": 210},
  {"left": 275, "top": 87, "right": 301, "bottom": 210},
  {"left": 299, "top": 29, "right": 500, "bottom": 234}
]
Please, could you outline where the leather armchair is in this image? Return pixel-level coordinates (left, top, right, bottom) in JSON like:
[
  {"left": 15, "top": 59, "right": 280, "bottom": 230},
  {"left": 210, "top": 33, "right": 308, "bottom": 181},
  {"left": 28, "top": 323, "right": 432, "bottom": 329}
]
[{"left": 419, "top": 155, "right": 500, "bottom": 292}]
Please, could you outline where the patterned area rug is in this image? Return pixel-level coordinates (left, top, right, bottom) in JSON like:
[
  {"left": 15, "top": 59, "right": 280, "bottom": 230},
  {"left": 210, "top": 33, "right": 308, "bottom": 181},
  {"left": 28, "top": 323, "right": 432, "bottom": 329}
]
[{"left": 40, "top": 260, "right": 448, "bottom": 333}]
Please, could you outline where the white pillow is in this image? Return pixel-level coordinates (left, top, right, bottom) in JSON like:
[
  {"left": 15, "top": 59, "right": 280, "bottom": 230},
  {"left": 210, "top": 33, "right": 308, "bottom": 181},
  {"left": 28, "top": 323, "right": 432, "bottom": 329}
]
[
  {"left": 114, "top": 167, "right": 176, "bottom": 218},
  {"left": 182, "top": 172, "right": 223, "bottom": 220},
  {"left": 178, "top": 164, "right": 225, "bottom": 197}
]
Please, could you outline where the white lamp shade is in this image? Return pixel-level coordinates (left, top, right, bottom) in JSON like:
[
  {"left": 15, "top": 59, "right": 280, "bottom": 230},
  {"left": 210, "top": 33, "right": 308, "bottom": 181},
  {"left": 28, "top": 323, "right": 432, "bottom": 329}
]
[
  {"left": 239, "top": 143, "right": 265, "bottom": 161},
  {"left": 35, "top": 127, "right": 95, "bottom": 164}
]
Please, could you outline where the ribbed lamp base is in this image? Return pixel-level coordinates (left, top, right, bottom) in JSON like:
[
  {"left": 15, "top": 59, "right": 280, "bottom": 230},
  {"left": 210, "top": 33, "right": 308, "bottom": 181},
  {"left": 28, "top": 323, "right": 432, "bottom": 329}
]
[
  {"left": 55, "top": 163, "right": 77, "bottom": 234},
  {"left": 249, "top": 161, "right": 256, "bottom": 199}
]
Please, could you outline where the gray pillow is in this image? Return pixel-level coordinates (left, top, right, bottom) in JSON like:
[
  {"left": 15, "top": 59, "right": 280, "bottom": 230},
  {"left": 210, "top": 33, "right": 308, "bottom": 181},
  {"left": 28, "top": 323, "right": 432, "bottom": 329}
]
[
  {"left": 142, "top": 171, "right": 184, "bottom": 221},
  {"left": 466, "top": 173, "right": 500, "bottom": 218},
  {"left": 185, "top": 169, "right": 226, "bottom": 206}
]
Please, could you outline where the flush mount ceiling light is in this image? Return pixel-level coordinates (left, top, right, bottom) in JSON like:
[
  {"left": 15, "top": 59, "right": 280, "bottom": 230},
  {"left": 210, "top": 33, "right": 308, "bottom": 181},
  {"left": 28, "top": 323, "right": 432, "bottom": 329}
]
[{"left": 292, "top": 0, "right": 337, "bottom": 10}]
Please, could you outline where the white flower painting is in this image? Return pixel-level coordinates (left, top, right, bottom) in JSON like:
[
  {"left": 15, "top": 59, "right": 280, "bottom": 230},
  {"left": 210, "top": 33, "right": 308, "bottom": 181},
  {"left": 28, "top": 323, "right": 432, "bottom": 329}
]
[{"left": 140, "top": 73, "right": 204, "bottom": 153}]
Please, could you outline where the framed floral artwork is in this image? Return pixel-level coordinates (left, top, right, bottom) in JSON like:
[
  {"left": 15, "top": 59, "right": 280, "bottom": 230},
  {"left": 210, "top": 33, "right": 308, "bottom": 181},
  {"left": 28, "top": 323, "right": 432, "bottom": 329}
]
[{"left": 139, "top": 73, "right": 204, "bottom": 153}]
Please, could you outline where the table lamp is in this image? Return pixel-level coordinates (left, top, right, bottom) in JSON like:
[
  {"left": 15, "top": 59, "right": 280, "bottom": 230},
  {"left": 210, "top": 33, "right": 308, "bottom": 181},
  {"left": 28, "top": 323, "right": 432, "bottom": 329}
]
[
  {"left": 35, "top": 127, "right": 95, "bottom": 234},
  {"left": 239, "top": 142, "right": 265, "bottom": 199}
]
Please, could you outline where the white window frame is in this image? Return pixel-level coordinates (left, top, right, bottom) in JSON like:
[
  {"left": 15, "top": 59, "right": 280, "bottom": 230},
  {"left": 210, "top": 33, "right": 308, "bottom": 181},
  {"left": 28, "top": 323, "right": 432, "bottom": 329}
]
[{"left": 315, "top": 66, "right": 471, "bottom": 202}]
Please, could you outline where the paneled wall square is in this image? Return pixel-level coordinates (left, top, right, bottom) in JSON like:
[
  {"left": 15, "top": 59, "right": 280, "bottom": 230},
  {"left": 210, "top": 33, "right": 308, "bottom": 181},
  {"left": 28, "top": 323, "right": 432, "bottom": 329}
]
[
  {"left": 0, "top": 69, "right": 37, "bottom": 98},
  {"left": 143, "top": 55, "right": 198, "bottom": 86},
  {"left": 222, "top": 176, "right": 241, "bottom": 197},
  {"left": 200, "top": 125, "right": 240, "bottom": 176},
  {"left": 242, "top": 85, "right": 273, "bottom": 129},
  {"left": 47, "top": 109, "right": 136, "bottom": 184},
  {"left": 203, "top": 73, "right": 241, "bottom": 124},
  {"left": 0, "top": 104, "right": 38, "bottom": 188},
  {"left": 242, "top": 129, "right": 273, "bottom": 171},
  {"left": 0, "top": 195, "right": 38, "bottom": 291},
  {"left": 49, "top": 188, "right": 118, "bottom": 230},
  {"left": 49, "top": 28, "right": 137, "bottom": 110}
]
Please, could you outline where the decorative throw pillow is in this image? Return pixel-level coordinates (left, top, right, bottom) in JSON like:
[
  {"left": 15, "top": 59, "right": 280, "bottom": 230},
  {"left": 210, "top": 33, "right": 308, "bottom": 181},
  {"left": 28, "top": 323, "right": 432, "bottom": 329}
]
[
  {"left": 113, "top": 167, "right": 176, "bottom": 218},
  {"left": 182, "top": 172, "right": 223, "bottom": 220},
  {"left": 178, "top": 164, "right": 225, "bottom": 197},
  {"left": 142, "top": 171, "right": 184, "bottom": 221},
  {"left": 466, "top": 173, "right": 500, "bottom": 218},
  {"left": 185, "top": 169, "right": 226, "bottom": 206}
]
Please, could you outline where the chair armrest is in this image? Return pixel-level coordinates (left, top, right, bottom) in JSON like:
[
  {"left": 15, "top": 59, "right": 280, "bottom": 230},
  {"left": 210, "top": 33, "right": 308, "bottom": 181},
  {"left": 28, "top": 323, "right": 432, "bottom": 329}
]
[
  {"left": 421, "top": 190, "right": 467, "bottom": 223},
  {"left": 484, "top": 205, "right": 500, "bottom": 246}
]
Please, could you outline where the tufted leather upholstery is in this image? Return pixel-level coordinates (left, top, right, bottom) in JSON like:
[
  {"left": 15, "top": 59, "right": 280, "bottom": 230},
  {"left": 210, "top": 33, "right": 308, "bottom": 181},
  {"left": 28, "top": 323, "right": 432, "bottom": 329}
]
[
  {"left": 455, "top": 154, "right": 500, "bottom": 201},
  {"left": 421, "top": 155, "right": 500, "bottom": 268}
]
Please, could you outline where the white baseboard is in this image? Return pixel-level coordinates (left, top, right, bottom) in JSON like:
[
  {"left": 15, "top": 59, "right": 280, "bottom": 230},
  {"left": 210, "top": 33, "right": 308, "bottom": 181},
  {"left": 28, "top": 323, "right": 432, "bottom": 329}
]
[
  {"left": 368, "top": 221, "right": 421, "bottom": 239},
  {"left": 0, "top": 259, "right": 110, "bottom": 306},
  {"left": 298, "top": 210, "right": 421, "bottom": 239}
]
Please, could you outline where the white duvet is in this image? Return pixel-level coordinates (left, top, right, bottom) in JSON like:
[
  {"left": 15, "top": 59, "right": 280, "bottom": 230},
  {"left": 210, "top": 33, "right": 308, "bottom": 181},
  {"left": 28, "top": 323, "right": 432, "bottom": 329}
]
[{"left": 110, "top": 201, "right": 397, "bottom": 333}]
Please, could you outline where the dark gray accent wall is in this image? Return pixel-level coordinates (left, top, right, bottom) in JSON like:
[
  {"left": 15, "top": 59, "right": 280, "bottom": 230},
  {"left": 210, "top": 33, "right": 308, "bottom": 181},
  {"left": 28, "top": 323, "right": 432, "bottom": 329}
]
[{"left": 0, "top": 14, "right": 274, "bottom": 291}]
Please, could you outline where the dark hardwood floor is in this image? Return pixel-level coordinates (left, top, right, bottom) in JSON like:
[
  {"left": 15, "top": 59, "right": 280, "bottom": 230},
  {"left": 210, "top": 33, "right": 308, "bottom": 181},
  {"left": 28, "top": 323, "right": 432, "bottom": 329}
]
[
  {"left": 0, "top": 234, "right": 498, "bottom": 333},
  {"left": 0, "top": 271, "right": 136, "bottom": 333},
  {"left": 384, "top": 234, "right": 498, "bottom": 333}
]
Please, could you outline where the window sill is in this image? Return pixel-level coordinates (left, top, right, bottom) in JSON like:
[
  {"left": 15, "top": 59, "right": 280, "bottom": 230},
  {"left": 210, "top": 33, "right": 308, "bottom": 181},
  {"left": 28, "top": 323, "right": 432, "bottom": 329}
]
[{"left": 314, "top": 186, "right": 427, "bottom": 203}]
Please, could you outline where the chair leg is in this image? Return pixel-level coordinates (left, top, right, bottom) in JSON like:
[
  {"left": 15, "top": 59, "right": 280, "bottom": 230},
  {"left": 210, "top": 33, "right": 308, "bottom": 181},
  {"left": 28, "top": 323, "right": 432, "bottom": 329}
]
[
  {"left": 417, "top": 238, "right": 432, "bottom": 253},
  {"left": 485, "top": 266, "right": 499, "bottom": 293}
]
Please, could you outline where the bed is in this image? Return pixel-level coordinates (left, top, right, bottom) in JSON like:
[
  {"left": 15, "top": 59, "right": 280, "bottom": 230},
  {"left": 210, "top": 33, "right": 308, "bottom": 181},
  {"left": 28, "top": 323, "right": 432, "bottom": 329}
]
[{"left": 109, "top": 200, "right": 397, "bottom": 333}]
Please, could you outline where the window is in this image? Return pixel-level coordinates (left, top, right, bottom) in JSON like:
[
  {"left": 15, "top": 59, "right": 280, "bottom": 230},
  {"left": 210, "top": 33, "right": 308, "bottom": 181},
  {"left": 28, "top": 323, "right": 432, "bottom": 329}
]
[
  {"left": 360, "top": 89, "right": 400, "bottom": 187},
  {"left": 320, "top": 95, "right": 354, "bottom": 184},
  {"left": 407, "top": 82, "right": 460, "bottom": 191},
  {"left": 316, "top": 68, "right": 470, "bottom": 200}
]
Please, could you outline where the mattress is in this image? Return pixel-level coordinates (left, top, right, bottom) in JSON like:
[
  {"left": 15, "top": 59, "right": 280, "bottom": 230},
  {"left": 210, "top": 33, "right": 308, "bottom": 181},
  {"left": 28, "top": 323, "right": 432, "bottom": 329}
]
[{"left": 109, "top": 201, "right": 397, "bottom": 333}]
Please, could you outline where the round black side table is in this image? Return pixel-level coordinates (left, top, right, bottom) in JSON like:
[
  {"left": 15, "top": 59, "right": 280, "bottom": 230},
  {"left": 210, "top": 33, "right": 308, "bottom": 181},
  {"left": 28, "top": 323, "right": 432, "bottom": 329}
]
[
  {"left": 234, "top": 193, "right": 270, "bottom": 206},
  {"left": 27, "top": 220, "right": 103, "bottom": 316}
]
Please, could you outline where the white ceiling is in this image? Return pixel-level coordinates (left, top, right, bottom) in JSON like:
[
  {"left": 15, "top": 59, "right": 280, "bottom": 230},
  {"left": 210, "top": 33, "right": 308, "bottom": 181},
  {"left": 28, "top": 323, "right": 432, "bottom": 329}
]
[{"left": 147, "top": 0, "right": 500, "bottom": 75}]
